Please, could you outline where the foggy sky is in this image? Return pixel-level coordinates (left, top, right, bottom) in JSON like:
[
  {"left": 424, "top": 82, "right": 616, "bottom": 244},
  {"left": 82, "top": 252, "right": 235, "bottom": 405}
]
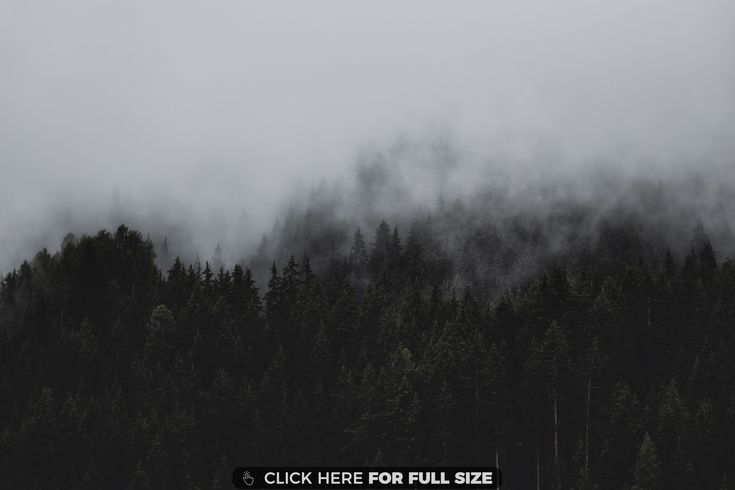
[{"left": 1, "top": 1, "right": 734, "bottom": 271}]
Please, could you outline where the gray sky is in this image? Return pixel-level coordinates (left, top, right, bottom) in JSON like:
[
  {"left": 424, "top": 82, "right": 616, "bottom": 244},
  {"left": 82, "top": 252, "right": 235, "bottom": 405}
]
[{"left": 1, "top": 1, "right": 734, "bottom": 269}]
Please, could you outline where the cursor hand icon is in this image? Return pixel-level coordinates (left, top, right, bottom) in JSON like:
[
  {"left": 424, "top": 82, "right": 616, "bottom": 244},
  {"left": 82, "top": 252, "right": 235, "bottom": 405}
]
[{"left": 243, "top": 471, "right": 254, "bottom": 486}]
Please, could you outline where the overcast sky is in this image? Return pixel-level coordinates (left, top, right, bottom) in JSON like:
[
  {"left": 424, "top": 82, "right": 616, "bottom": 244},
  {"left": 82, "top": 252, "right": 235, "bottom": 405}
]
[{"left": 1, "top": 1, "right": 734, "bottom": 269}]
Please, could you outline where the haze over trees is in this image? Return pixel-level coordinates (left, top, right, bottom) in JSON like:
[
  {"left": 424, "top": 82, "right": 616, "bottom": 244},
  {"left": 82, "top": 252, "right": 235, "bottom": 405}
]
[
  {"left": 1, "top": 182, "right": 734, "bottom": 488},
  {"left": 2, "top": 2, "right": 734, "bottom": 488}
]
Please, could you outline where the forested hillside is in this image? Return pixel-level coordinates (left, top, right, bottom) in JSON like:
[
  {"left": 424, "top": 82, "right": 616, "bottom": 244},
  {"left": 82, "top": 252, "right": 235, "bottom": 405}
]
[{"left": 1, "top": 217, "right": 734, "bottom": 489}]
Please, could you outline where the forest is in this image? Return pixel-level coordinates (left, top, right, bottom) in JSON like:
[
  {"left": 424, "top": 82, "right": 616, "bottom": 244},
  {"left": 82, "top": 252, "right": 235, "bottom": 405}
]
[
  {"left": 3, "top": 0, "right": 734, "bottom": 488},
  {"left": 1, "top": 194, "right": 734, "bottom": 489}
]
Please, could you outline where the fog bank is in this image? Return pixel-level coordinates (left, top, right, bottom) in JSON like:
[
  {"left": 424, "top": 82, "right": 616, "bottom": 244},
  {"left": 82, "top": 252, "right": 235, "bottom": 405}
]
[{"left": 1, "top": 1, "right": 734, "bottom": 271}]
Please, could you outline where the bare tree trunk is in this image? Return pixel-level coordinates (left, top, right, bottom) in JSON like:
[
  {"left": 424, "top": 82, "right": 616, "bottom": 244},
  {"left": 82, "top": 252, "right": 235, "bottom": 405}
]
[
  {"left": 215, "top": 409, "right": 221, "bottom": 452},
  {"left": 495, "top": 444, "right": 501, "bottom": 489},
  {"left": 474, "top": 364, "right": 479, "bottom": 456},
  {"left": 585, "top": 343, "right": 596, "bottom": 474},
  {"left": 554, "top": 387, "right": 560, "bottom": 490},
  {"left": 536, "top": 433, "right": 541, "bottom": 490},
  {"left": 585, "top": 374, "right": 591, "bottom": 473}
]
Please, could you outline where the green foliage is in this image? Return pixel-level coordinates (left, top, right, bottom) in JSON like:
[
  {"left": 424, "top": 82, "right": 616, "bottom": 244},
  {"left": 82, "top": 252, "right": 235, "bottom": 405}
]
[
  {"left": 0, "top": 222, "right": 733, "bottom": 489},
  {"left": 632, "top": 433, "right": 660, "bottom": 490}
]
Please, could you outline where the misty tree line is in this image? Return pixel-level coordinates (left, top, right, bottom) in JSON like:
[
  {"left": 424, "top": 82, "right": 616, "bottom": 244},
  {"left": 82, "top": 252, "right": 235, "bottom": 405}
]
[{"left": 0, "top": 216, "right": 734, "bottom": 489}]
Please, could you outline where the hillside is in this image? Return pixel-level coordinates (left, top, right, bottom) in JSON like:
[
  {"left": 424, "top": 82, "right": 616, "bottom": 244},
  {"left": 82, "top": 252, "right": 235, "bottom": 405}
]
[{"left": 1, "top": 216, "right": 733, "bottom": 489}]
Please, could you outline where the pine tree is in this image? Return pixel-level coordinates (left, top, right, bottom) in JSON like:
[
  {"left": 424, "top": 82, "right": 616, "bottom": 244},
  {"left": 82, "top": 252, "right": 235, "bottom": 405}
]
[
  {"left": 656, "top": 380, "right": 690, "bottom": 489},
  {"left": 596, "top": 382, "right": 642, "bottom": 488},
  {"left": 692, "top": 399, "right": 719, "bottom": 489},
  {"left": 632, "top": 433, "right": 660, "bottom": 490},
  {"left": 350, "top": 228, "right": 368, "bottom": 269},
  {"left": 158, "top": 236, "right": 171, "bottom": 271},
  {"left": 212, "top": 243, "right": 224, "bottom": 272},
  {"left": 523, "top": 321, "right": 571, "bottom": 490},
  {"left": 369, "top": 221, "right": 392, "bottom": 276}
]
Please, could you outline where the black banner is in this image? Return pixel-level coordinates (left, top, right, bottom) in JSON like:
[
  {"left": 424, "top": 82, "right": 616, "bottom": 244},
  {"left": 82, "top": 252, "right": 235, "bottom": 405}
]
[{"left": 232, "top": 467, "right": 502, "bottom": 489}]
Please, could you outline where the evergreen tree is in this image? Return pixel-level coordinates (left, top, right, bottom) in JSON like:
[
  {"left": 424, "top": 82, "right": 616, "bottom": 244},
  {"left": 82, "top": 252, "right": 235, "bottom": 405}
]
[
  {"left": 350, "top": 228, "right": 368, "bottom": 270},
  {"left": 632, "top": 433, "right": 661, "bottom": 490}
]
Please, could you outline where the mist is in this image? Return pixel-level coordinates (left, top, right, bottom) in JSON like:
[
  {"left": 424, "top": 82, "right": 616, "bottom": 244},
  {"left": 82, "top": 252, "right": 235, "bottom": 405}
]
[{"left": 2, "top": 1, "right": 734, "bottom": 272}]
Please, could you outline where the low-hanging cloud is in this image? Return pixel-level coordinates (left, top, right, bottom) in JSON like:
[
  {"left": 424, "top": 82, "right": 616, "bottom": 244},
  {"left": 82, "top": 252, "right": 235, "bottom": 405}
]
[{"left": 1, "top": 0, "right": 734, "bottom": 271}]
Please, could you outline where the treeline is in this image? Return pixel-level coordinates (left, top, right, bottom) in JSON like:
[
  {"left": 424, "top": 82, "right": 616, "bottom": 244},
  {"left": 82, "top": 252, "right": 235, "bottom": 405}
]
[{"left": 1, "top": 222, "right": 734, "bottom": 489}]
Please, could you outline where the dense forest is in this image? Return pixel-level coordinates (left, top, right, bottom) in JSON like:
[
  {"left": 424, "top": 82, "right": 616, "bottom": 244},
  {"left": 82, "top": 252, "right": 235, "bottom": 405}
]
[{"left": 1, "top": 201, "right": 734, "bottom": 488}]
